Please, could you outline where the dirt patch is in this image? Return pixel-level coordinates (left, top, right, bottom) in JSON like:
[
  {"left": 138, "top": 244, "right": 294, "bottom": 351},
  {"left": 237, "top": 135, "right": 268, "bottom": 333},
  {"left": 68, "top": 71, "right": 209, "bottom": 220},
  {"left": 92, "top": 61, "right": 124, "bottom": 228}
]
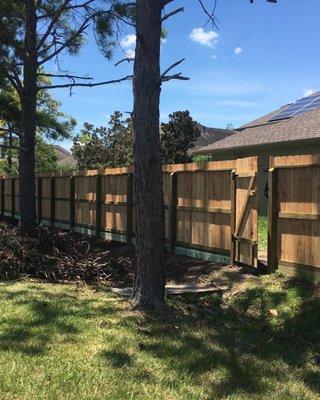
[{"left": 0, "top": 220, "right": 258, "bottom": 292}]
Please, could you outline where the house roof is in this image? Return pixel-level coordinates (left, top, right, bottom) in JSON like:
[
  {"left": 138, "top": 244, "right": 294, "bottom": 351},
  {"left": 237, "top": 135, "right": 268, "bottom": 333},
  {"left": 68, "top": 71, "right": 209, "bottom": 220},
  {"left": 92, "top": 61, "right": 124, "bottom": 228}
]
[
  {"left": 57, "top": 155, "right": 77, "bottom": 167},
  {"left": 189, "top": 124, "right": 235, "bottom": 154},
  {"left": 53, "top": 145, "right": 71, "bottom": 161},
  {"left": 196, "top": 106, "right": 320, "bottom": 155}
]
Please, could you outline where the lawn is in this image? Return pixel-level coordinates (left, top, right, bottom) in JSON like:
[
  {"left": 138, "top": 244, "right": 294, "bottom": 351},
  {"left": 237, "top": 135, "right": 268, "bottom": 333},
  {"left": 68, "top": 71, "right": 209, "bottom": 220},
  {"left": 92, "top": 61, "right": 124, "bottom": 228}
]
[
  {"left": 0, "top": 276, "right": 319, "bottom": 400},
  {"left": 259, "top": 216, "right": 268, "bottom": 251}
]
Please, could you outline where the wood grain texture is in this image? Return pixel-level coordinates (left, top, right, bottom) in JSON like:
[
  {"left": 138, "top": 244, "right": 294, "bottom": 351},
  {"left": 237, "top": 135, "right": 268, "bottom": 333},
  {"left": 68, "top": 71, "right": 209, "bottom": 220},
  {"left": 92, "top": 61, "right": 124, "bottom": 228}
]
[{"left": 270, "top": 154, "right": 320, "bottom": 273}]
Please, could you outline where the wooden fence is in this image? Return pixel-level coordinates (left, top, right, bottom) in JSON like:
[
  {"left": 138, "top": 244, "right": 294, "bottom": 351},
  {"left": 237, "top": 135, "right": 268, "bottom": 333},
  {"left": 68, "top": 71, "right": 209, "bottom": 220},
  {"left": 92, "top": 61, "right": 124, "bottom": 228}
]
[
  {"left": 0, "top": 158, "right": 248, "bottom": 264},
  {"left": 268, "top": 154, "right": 320, "bottom": 279},
  {"left": 1, "top": 154, "right": 319, "bottom": 279}
]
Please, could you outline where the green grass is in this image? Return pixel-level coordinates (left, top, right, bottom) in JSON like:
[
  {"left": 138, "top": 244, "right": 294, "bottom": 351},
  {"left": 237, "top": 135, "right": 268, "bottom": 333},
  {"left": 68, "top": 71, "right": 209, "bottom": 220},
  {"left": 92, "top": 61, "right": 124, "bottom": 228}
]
[
  {"left": 259, "top": 216, "right": 268, "bottom": 251},
  {"left": 0, "top": 277, "right": 319, "bottom": 400}
]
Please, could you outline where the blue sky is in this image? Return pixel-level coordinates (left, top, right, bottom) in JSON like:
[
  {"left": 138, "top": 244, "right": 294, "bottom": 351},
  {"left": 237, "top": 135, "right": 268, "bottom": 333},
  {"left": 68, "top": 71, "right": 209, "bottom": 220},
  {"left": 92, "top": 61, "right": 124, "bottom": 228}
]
[{"left": 49, "top": 0, "right": 320, "bottom": 149}]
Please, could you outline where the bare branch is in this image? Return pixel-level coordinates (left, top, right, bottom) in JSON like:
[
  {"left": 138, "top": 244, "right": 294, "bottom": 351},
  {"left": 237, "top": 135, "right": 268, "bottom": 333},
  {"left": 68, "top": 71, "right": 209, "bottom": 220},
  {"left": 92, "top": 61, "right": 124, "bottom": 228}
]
[
  {"left": 160, "top": 58, "right": 185, "bottom": 81},
  {"left": 197, "top": 0, "right": 219, "bottom": 29},
  {"left": 162, "top": 0, "right": 175, "bottom": 7},
  {"left": 161, "top": 73, "right": 189, "bottom": 83},
  {"left": 37, "top": 73, "right": 93, "bottom": 80},
  {"left": 114, "top": 57, "right": 134, "bottom": 67},
  {"left": 38, "top": 75, "right": 133, "bottom": 90},
  {"left": 161, "top": 7, "right": 184, "bottom": 22}
]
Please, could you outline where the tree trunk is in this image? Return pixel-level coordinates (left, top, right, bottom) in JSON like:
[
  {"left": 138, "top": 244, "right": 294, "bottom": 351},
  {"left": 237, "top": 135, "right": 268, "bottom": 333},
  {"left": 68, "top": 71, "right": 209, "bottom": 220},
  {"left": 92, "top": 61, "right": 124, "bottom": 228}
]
[
  {"left": 131, "top": 0, "right": 166, "bottom": 310},
  {"left": 19, "top": 0, "right": 37, "bottom": 234},
  {"left": 8, "top": 132, "right": 12, "bottom": 172}
]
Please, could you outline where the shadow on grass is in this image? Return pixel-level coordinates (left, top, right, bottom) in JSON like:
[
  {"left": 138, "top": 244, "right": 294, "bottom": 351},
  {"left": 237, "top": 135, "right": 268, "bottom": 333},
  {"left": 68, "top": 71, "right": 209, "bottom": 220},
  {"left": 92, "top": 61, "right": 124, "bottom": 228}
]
[
  {"left": 100, "top": 349, "right": 133, "bottom": 368},
  {"left": 0, "top": 284, "right": 116, "bottom": 356},
  {"left": 120, "top": 277, "right": 320, "bottom": 397},
  {"left": 0, "top": 277, "right": 319, "bottom": 398}
]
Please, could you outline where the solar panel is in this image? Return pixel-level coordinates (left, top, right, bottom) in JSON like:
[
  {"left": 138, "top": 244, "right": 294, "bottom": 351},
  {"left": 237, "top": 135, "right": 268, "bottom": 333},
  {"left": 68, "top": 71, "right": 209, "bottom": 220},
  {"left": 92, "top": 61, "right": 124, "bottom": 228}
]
[{"left": 269, "top": 92, "right": 320, "bottom": 122}]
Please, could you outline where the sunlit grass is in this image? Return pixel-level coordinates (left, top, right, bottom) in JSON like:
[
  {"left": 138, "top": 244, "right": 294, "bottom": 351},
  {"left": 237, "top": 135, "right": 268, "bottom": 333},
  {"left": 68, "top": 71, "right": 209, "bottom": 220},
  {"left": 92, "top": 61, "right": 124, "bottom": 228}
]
[
  {"left": 259, "top": 216, "right": 268, "bottom": 251},
  {"left": 0, "top": 276, "right": 319, "bottom": 400}
]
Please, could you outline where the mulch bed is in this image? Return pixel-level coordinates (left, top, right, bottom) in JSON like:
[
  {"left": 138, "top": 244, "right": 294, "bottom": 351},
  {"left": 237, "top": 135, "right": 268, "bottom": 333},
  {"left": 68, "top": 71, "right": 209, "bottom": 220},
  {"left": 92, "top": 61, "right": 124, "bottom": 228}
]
[{"left": 0, "top": 220, "right": 232, "bottom": 288}]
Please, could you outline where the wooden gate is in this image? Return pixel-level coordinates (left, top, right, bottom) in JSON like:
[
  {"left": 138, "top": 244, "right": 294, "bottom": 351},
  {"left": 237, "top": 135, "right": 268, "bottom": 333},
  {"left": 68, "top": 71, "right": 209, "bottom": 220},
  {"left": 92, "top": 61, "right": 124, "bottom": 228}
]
[
  {"left": 230, "top": 157, "right": 258, "bottom": 267},
  {"left": 268, "top": 154, "right": 320, "bottom": 279}
]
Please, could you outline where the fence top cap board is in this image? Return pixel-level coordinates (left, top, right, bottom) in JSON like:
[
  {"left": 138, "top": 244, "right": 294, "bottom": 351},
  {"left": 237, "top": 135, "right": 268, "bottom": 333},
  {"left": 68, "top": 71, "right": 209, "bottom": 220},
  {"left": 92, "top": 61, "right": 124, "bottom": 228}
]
[
  {"left": 1, "top": 157, "right": 259, "bottom": 179},
  {"left": 270, "top": 154, "right": 320, "bottom": 168}
]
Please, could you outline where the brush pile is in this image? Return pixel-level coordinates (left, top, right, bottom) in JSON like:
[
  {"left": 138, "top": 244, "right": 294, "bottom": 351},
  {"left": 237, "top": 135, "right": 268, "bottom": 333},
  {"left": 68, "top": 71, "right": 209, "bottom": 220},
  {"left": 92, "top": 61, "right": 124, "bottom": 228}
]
[{"left": 0, "top": 221, "right": 134, "bottom": 285}]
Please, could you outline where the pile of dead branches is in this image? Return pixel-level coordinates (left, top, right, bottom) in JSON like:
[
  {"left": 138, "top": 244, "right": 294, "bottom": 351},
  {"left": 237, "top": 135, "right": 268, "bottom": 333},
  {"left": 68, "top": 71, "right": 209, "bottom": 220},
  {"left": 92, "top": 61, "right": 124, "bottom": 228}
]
[{"left": 0, "top": 221, "right": 134, "bottom": 285}]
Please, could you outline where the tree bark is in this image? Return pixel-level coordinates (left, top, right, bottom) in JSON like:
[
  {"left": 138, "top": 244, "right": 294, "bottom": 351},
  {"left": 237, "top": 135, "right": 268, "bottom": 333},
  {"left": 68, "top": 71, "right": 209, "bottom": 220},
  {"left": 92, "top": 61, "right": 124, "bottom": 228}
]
[
  {"left": 19, "top": 0, "right": 37, "bottom": 234},
  {"left": 131, "top": 0, "right": 166, "bottom": 310}
]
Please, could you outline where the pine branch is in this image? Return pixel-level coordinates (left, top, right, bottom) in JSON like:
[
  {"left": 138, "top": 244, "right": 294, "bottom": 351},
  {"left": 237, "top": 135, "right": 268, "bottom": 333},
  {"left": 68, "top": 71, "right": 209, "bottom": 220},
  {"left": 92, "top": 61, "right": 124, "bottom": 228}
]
[
  {"left": 0, "top": 130, "right": 21, "bottom": 138},
  {"left": 37, "top": 0, "right": 96, "bottom": 19},
  {"left": 38, "top": 14, "right": 93, "bottom": 65},
  {"left": 36, "top": 0, "right": 71, "bottom": 51},
  {"left": 0, "top": 24, "right": 26, "bottom": 60},
  {"left": 0, "top": 62, "right": 23, "bottom": 95},
  {"left": 0, "top": 144, "right": 24, "bottom": 151}
]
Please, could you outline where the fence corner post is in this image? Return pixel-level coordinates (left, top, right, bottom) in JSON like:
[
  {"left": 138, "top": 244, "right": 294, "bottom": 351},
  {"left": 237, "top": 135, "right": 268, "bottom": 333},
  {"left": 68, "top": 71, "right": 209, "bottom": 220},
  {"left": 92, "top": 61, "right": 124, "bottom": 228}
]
[
  {"left": 267, "top": 167, "right": 279, "bottom": 273},
  {"left": 169, "top": 172, "right": 178, "bottom": 254},
  {"left": 95, "top": 174, "right": 102, "bottom": 237},
  {"left": 69, "top": 175, "right": 75, "bottom": 231},
  {"left": 126, "top": 173, "right": 134, "bottom": 244},
  {"left": 230, "top": 170, "right": 237, "bottom": 265}
]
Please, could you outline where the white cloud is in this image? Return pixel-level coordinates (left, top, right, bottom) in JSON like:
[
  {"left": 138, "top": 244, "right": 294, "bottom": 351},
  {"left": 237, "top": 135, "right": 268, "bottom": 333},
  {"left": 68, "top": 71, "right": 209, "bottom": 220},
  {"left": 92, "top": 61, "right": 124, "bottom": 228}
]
[
  {"left": 234, "top": 47, "right": 243, "bottom": 55},
  {"left": 120, "top": 34, "right": 136, "bottom": 48},
  {"left": 125, "top": 49, "right": 135, "bottom": 59},
  {"left": 189, "top": 27, "right": 218, "bottom": 47},
  {"left": 211, "top": 54, "right": 217, "bottom": 59},
  {"left": 304, "top": 88, "right": 316, "bottom": 97}
]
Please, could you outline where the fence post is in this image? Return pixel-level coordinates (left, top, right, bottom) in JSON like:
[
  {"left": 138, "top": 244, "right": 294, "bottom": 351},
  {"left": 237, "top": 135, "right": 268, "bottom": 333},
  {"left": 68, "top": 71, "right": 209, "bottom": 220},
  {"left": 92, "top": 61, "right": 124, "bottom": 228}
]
[
  {"left": 169, "top": 172, "right": 178, "bottom": 253},
  {"left": 69, "top": 176, "right": 75, "bottom": 231},
  {"left": 37, "top": 177, "right": 42, "bottom": 225},
  {"left": 230, "top": 170, "right": 237, "bottom": 265},
  {"left": 50, "top": 176, "right": 56, "bottom": 226},
  {"left": 126, "top": 173, "right": 133, "bottom": 244},
  {"left": 11, "top": 178, "right": 15, "bottom": 219},
  {"left": 95, "top": 174, "right": 102, "bottom": 237},
  {"left": 267, "top": 167, "right": 279, "bottom": 273},
  {"left": 1, "top": 178, "right": 4, "bottom": 216}
]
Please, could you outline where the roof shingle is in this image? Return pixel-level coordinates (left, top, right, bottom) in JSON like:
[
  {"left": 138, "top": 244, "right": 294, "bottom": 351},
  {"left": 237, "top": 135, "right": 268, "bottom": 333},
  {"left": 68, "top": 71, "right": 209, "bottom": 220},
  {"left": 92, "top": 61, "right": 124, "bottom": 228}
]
[{"left": 197, "top": 108, "right": 320, "bottom": 154}]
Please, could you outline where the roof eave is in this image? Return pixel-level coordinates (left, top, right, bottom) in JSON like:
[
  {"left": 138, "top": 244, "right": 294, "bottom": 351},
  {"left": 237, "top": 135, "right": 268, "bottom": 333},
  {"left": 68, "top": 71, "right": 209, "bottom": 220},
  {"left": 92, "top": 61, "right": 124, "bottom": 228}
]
[{"left": 195, "top": 136, "right": 320, "bottom": 155}]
